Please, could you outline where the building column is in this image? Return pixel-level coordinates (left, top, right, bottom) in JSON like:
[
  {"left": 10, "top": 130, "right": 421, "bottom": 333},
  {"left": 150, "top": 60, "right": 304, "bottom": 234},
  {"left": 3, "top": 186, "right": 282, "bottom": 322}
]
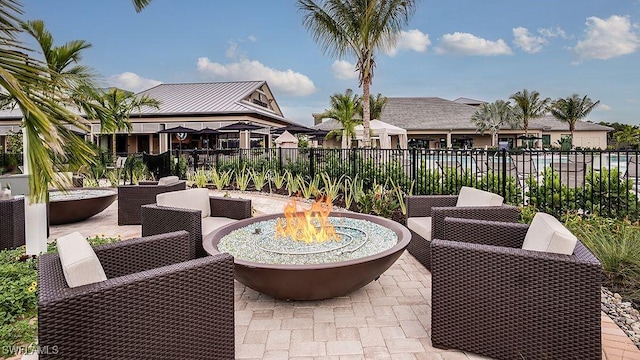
[
  {"left": 148, "top": 134, "right": 154, "bottom": 153},
  {"left": 446, "top": 132, "right": 452, "bottom": 149}
]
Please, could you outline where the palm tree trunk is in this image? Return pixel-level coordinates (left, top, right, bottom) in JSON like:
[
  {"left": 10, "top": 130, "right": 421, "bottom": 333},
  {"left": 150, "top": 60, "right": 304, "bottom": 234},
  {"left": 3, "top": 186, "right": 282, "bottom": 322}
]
[
  {"left": 362, "top": 80, "right": 371, "bottom": 148},
  {"left": 112, "top": 133, "right": 117, "bottom": 164}
]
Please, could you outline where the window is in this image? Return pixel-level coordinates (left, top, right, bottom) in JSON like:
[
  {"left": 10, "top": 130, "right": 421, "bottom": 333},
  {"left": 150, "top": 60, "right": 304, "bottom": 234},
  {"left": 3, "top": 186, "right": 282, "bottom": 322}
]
[{"left": 542, "top": 135, "right": 551, "bottom": 147}]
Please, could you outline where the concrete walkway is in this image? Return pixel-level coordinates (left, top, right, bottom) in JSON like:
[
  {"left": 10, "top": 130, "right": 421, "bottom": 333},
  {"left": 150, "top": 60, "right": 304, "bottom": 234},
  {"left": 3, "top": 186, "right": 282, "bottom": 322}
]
[{"left": 43, "top": 190, "right": 640, "bottom": 359}]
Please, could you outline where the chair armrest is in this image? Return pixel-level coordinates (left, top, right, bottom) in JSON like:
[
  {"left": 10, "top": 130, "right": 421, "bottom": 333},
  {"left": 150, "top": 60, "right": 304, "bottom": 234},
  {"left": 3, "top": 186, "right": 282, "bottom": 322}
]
[
  {"left": 141, "top": 204, "right": 202, "bottom": 256},
  {"left": 117, "top": 181, "right": 187, "bottom": 225},
  {"left": 38, "top": 253, "right": 235, "bottom": 359},
  {"left": 209, "top": 196, "right": 252, "bottom": 220},
  {"left": 93, "top": 231, "right": 191, "bottom": 278},
  {"left": 406, "top": 195, "right": 458, "bottom": 217},
  {"left": 431, "top": 205, "right": 519, "bottom": 240},
  {"left": 442, "top": 217, "right": 528, "bottom": 248}
]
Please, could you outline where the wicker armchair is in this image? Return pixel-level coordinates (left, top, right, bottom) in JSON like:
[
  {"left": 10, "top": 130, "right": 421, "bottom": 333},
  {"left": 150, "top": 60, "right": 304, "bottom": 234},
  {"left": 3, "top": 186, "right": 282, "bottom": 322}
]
[
  {"left": 141, "top": 193, "right": 251, "bottom": 257},
  {"left": 0, "top": 197, "right": 25, "bottom": 250},
  {"left": 117, "top": 180, "right": 187, "bottom": 225},
  {"left": 405, "top": 194, "right": 519, "bottom": 270},
  {"left": 431, "top": 217, "right": 601, "bottom": 359},
  {"left": 38, "top": 231, "right": 235, "bottom": 360}
]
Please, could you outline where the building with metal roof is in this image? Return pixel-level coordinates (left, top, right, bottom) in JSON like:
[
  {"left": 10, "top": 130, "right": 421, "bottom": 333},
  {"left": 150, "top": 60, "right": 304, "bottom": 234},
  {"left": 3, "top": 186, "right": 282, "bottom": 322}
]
[
  {"left": 0, "top": 81, "right": 299, "bottom": 153},
  {"left": 314, "top": 97, "right": 612, "bottom": 149}
]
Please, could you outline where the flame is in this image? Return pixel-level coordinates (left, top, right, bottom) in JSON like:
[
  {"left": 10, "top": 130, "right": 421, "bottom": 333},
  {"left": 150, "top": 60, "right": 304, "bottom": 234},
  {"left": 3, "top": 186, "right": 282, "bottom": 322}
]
[{"left": 275, "top": 197, "right": 339, "bottom": 243}]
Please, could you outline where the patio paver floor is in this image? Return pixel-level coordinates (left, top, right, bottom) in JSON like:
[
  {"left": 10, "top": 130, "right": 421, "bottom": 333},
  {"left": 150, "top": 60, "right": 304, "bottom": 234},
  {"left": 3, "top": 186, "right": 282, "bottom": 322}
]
[{"left": 40, "top": 190, "right": 640, "bottom": 359}]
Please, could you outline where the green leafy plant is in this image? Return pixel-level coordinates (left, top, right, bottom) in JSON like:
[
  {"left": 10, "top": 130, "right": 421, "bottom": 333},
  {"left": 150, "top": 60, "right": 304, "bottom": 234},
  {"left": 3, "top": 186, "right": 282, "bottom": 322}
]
[
  {"left": 286, "top": 170, "right": 301, "bottom": 196},
  {"left": 320, "top": 172, "right": 344, "bottom": 201},
  {"left": 584, "top": 167, "right": 638, "bottom": 219},
  {"left": 250, "top": 169, "right": 269, "bottom": 192},
  {"left": 105, "top": 169, "right": 123, "bottom": 187},
  {"left": 210, "top": 168, "right": 233, "bottom": 190},
  {"left": 390, "top": 178, "right": 414, "bottom": 215},
  {"left": 271, "top": 170, "right": 286, "bottom": 191},
  {"left": 234, "top": 166, "right": 251, "bottom": 191},
  {"left": 343, "top": 176, "right": 354, "bottom": 210},
  {"left": 298, "top": 174, "right": 321, "bottom": 200},
  {"left": 191, "top": 169, "right": 208, "bottom": 188}
]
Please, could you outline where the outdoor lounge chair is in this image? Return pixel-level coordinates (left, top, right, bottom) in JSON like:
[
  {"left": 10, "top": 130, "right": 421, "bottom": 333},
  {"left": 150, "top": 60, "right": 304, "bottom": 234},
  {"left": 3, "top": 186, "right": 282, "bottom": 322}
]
[
  {"left": 405, "top": 187, "right": 519, "bottom": 270},
  {"left": 141, "top": 188, "right": 252, "bottom": 257},
  {"left": 38, "top": 230, "right": 235, "bottom": 359},
  {"left": 0, "top": 196, "right": 25, "bottom": 250},
  {"left": 117, "top": 175, "right": 187, "bottom": 225},
  {"left": 552, "top": 162, "right": 586, "bottom": 188},
  {"left": 431, "top": 215, "right": 601, "bottom": 359}
]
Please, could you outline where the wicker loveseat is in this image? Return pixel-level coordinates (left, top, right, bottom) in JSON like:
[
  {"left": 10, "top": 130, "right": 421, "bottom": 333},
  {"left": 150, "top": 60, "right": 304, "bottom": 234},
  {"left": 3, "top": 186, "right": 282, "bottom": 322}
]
[
  {"left": 141, "top": 188, "right": 252, "bottom": 257},
  {"left": 431, "top": 216, "right": 601, "bottom": 359},
  {"left": 405, "top": 187, "right": 519, "bottom": 270},
  {"left": 38, "top": 230, "right": 235, "bottom": 359},
  {"left": 117, "top": 176, "right": 187, "bottom": 225}
]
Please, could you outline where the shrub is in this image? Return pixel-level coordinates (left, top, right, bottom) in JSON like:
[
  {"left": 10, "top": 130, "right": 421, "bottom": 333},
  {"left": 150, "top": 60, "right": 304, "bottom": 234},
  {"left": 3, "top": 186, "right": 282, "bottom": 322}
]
[{"left": 584, "top": 167, "right": 638, "bottom": 219}]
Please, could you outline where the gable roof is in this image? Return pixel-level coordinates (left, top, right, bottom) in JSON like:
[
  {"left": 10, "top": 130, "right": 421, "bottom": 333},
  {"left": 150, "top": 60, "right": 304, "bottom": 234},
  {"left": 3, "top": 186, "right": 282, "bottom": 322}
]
[
  {"left": 453, "top": 97, "right": 486, "bottom": 106},
  {"left": 132, "top": 81, "right": 295, "bottom": 125}
]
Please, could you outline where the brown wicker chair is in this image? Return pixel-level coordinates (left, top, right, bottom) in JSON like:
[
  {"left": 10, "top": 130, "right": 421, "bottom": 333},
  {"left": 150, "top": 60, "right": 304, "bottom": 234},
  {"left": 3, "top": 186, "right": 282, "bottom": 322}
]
[
  {"left": 38, "top": 231, "right": 235, "bottom": 360},
  {"left": 0, "top": 196, "right": 25, "bottom": 250},
  {"left": 117, "top": 180, "right": 187, "bottom": 225},
  {"left": 431, "top": 217, "right": 601, "bottom": 359},
  {"left": 405, "top": 194, "right": 519, "bottom": 270},
  {"left": 141, "top": 194, "right": 251, "bottom": 257}
]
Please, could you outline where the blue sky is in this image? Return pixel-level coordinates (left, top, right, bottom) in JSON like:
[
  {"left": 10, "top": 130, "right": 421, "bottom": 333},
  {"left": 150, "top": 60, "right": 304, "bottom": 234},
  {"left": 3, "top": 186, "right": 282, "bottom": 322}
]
[{"left": 22, "top": 0, "right": 640, "bottom": 126}]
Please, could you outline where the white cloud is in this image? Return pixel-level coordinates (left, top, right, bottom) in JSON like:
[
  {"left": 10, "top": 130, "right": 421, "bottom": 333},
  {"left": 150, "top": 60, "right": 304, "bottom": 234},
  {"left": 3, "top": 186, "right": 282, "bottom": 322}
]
[
  {"left": 196, "top": 57, "right": 316, "bottom": 96},
  {"left": 386, "top": 29, "right": 431, "bottom": 56},
  {"left": 573, "top": 15, "right": 640, "bottom": 60},
  {"left": 107, "top": 72, "right": 162, "bottom": 93},
  {"left": 248, "top": 35, "right": 257, "bottom": 42},
  {"left": 538, "top": 26, "right": 569, "bottom": 39},
  {"left": 435, "top": 32, "right": 513, "bottom": 56},
  {"left": 597, "top": 103, "right": 612, "bottom": 111},
  {"left": 225, "top": 42, "right": 242, "bottom": 59},
  {"left": 513, "top": 27, "right": 547, "bottom": 54},
  {"left": 331, "top": 60, "right": 358, "bottom": 80}
]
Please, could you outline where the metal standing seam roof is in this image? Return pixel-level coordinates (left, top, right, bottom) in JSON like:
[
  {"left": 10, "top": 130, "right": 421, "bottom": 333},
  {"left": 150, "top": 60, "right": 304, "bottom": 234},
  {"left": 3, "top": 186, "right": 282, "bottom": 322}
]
[{"left": 131, "top": 81, "right": 297, "bottom": 125}]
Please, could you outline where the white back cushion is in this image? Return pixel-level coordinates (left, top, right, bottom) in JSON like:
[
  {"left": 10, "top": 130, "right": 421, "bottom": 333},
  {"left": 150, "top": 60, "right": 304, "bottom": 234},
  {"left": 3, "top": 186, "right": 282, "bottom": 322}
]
[
  {"left": 406, "top": 217, "right": 432, "bottom": 241},
  {"left": 157, "top": 188, "right": 210, "bottom": 218},
  {"left": 522, "top": 213, "right": 578, "bottom": 255},
  {"left": 57, "top": 232, "right": 107, "bottom": 288},
  {"left": 157, "top": 176, "right": 180, "bottom": 186},
  {"left": 456, "top": 186, "right": 504, "bottom": 207}
]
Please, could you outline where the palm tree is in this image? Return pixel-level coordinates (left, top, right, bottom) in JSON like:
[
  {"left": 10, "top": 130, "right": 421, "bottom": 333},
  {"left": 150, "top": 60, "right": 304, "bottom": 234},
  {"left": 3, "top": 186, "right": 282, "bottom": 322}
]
[
  {"left": 93, "top": 88, "right": 160, "bottom": 161},
  {"left": 322, "top": 89, "right": 362, "bottom": 148},
  {"left": 298, "top": 0, "right": 417, "bottom": 148},
  {"left": 509, "top": 89, "right": 550, "bottom": 137},
  {"left": 0, "top": 1, "right": 98, "bottom": 200},
  {"left": 471, "top": 100, "right": 517, "bottom": 147},
  {"left": 132, "top": 0, "right": 153, "bottom": 12},
  {"left": 359, "top": 93, "right": 387, "bottom": 120},
  {"left": 550, "top": 94, "right": 600, "bottom": 148}
]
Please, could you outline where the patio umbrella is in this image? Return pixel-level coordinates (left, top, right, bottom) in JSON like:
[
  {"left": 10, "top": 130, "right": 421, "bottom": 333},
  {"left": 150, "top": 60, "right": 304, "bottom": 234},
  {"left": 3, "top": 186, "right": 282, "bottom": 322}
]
[
  {"left": 271, "top": 124, "right": 315, "bottom": 135},
  {"left": 217, "top": 122, "right": 264, "bottom": 132},
  {"left": 197, "top": 127, "right": 221, "bottom": 150},
  {"left": 157, "top": 125, "right": 197, "bottom": 152},
  {"left": 308, "top": 129, "right": 330, "bottom": 138}
]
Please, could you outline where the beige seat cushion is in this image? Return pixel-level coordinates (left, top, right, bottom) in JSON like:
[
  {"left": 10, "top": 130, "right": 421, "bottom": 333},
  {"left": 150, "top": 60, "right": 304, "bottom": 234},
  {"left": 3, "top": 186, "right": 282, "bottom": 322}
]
[
  {"left": 456, "top": 186, "right": 504, "bottom": 207},
  {"left": 201, "top": 217, "right": 237, "bottom": 239},
  {"left": 56, "top": 232, "right": 107, "bottom": 288},
  {"left": 522, "top": 213, "right": 578, "bottom": 255},
  {"left": 406, "top": 216, "right": 432, "bottom": 241},
  {"left": 157, "top": 188, "right": 210, "bottom": 218},
  {"left": 157, "top": 176, "right": 180, "bottom": 186}
]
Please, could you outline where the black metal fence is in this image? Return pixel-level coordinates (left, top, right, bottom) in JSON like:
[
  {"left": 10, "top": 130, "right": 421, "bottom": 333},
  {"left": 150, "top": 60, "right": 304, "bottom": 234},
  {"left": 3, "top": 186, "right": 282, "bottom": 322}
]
[{"left": 185, "top": 148, "right": 639, "bottom": 219}]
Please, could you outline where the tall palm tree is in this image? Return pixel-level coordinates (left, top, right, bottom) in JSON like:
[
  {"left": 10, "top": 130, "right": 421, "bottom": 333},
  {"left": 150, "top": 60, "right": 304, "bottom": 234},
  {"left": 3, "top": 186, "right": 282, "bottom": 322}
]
[
  {"left": 359, "top": 93, "right": 387, "bottom": 120},
  {"left": 550, "top": 94, "right": 600, "bottom": 148},
  {"left": 94, "top": 88, "right": 160, "bottom": 160},
  {"left": 322, "top": 88, "right": 362, "bottom": 147},
  {"left": 0, "top": 1, "right": 97, "bottom": 200},
  {"left": 509, "top": 89, "right": 550, "bottom": 137},
  {"left": 471, "top": 100, "right": 517, "bottom": 147},
  {"left": 298, "top": 0, "right": 417, "bottom": 148},
  {"left": 132, "top": 0, "right": 153, "bottom": 12}
]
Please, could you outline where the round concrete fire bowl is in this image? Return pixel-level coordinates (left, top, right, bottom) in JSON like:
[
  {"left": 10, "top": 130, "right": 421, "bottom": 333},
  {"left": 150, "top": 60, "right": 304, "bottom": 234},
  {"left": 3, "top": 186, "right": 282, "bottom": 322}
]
[
  {"left": 204, "top": 212, "right": 411, "bottom": 301},
  {"left": 49, "top": 188, "right": 117, "bottom": 225}
]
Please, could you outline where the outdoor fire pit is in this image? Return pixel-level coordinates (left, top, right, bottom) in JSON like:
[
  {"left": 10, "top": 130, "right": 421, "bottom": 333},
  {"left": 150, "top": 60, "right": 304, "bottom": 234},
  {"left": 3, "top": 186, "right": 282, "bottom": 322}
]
[
  {"left": 49, "top": 188, "right": 117, "bottom": 225},
  {"left": 204, "top": 198, "right": 411, "bottom": 300}
]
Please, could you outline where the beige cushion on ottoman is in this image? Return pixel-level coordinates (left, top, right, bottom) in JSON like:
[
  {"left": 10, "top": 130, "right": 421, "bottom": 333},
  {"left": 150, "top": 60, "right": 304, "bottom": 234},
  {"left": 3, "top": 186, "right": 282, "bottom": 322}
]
[
  {"left": 157, "top": 176, "right": 180, "bottom": 186},
  {"left": 522, "top": 213, "right": 578, "bottom": 255},
  {"left": 56, "top": 232, "right": 107, "bottom": 288},
  {"left": 456, "top": 186, "right": 504, "bottom": 207},
  {"left": 406, "top": 216, "right": 432, "bottom": 241},
  {"left": 157, "top": 188, "right": 210, "bottom": 218}
]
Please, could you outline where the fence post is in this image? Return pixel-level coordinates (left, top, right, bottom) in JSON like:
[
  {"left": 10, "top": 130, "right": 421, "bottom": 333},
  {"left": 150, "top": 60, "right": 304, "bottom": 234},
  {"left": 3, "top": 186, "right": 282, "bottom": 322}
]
[
  {"left": 411, "top": 148, "right": 418, "bottom": 190},
  {"left": 278, "top": 147, "right": 283, "bottom": 174},
  {"left": 351, "top": 149, "right": 357, "bottom": 178},
  {"left": 501, "top": 149, "right": 507, "bottom": 199},
  {"left": 309, "top": 147, "right": 315, "bottom": 179}
]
